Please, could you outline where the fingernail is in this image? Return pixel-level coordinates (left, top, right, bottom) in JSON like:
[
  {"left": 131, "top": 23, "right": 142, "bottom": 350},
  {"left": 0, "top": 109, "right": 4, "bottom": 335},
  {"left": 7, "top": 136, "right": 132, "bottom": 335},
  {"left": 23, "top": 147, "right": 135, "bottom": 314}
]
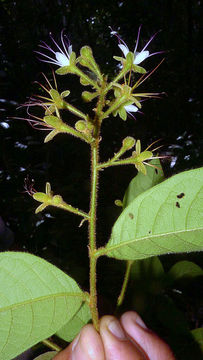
[
  {"left": 108, "top": 319, "right": 126, "bottom": 339},
  {"left": 72, "top": 332, "right": 80, "bottom": 354},
  {"left": 134, "top": 316, "right": 148, "bottom": 330}
]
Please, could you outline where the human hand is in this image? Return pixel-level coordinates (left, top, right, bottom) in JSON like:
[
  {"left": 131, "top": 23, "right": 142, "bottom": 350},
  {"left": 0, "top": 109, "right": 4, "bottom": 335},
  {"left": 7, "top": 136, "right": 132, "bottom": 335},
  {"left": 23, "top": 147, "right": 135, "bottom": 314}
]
[{"left": 53, "top": 311, "right": 175, "bottom": 359}]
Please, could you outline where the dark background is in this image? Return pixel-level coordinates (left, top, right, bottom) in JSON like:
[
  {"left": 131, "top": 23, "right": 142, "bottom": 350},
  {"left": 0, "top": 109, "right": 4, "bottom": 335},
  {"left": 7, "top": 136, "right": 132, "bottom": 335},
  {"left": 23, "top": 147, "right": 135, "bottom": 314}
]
[{"left": 0, "top": 0, "right": 202, "bottom": 358}]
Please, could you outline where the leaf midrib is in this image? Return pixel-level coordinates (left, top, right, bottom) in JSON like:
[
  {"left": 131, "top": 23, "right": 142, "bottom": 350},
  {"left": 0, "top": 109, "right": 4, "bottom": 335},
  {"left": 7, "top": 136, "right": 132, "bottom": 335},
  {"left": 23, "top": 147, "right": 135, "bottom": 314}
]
[
  {"left": 105, "top": 226, "right": 203, "bottom": 254},
  {"left": 0, "top": 292, "right": 84, "bottom": 313}
]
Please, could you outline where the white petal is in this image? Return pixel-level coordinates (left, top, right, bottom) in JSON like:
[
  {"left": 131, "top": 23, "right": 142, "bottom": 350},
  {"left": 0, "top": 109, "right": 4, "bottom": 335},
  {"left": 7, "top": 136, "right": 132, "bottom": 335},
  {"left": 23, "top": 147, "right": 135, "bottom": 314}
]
[
  {"left": 68, "top": 45, "right": 72, "bottom": 56},
  {"left": 55, "top": 52, "right": 70, "bottom": 66},
  {"left": 118, "top": 44, "right": 129, "bottom": 58},
  {"left": 134, "top": 50, "right": 149, "bottom": 65},
  {"left": 124, "top": 104, "right": 138, "bottom": 113}
]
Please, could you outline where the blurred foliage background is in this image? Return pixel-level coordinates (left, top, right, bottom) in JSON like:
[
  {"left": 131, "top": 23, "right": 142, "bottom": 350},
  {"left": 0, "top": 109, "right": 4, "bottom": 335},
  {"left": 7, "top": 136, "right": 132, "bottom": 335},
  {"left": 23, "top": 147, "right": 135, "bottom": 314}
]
[{"left": 0, "top": 1, "right": 202, "bottom": 358}]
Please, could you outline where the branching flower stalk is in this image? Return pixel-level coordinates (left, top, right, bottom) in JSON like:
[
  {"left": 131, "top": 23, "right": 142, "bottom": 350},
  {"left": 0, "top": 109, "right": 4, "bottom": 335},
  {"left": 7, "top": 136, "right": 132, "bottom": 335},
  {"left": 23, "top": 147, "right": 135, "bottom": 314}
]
[{"left": 20, "top": 29, "right": 163, "bottom": 332}]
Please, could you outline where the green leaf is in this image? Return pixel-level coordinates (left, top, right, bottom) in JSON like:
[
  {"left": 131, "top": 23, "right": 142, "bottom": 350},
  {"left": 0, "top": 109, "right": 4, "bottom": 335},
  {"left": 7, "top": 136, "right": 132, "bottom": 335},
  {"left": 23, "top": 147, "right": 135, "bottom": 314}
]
[
  {"left": 0, "top": 252, "right": 85, "bottom": 360},
  {"left": 56, "top": 302, "right": 91, "bottom": 342},
  {"left": 131, "top": 257, "right": 164, "bottom": 281},
  {"left": 103, "top": 168, "right": 203, "bottom": 260},
  {"left": 34, "top": 351, "right": 57, "bottom": 360},
  {"left": 191, "top": 328, "right": 203, "bottom": 353},
  {"left": 123, "top": 159, "right": 164, "bottom": 208},
  {"left": 168, "top": 260, "right": 203, "bottom": 281},
  {"left": 130, "top": 257, "right": 165, "bottom": 300}
]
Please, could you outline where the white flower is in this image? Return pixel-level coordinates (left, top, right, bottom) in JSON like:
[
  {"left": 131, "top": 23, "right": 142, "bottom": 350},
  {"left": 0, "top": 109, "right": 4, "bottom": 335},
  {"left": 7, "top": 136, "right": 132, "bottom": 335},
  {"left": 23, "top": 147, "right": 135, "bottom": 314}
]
[
  {"left": 35, "top": 30, "right": 72, "bottom": 67},
  {"left": 124, "top": 104, "right": 139, "bottom": 116},
  {"left": 111, "top": 26, "right": 162, "bottom": 65},
  {"left": 124, "top": 104, "right": 138, "bottom": 113}
]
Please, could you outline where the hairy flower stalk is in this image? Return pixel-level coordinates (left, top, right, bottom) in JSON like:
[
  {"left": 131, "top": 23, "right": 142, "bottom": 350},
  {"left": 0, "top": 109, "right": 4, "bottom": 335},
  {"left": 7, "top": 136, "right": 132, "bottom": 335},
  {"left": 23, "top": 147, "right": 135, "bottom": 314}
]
[{"left": 19, "top": 28, "right": 164, "bottom": 334}]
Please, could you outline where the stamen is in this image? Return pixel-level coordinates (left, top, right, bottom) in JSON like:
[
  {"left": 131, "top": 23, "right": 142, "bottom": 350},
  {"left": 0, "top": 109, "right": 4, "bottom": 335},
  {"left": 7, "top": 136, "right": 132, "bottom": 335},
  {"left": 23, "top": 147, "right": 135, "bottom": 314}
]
[{"left": 134, "top": 25, "right": 142, "bottom": 53}]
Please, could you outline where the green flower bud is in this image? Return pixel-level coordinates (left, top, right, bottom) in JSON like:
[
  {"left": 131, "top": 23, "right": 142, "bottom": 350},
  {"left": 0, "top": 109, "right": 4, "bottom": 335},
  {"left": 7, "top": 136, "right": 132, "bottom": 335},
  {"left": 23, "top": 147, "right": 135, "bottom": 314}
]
[
  {"left": 122, "top": 137, "right": 135, "bottom": 150},
  {"left": 52, "top": 195, "right": 63, "bottom": 204},
  {"left": 61, "top": 90, "right": 70, "bottom": 98},
  {"left": 75, "top": 120, "right": 86, "bottom": 132},
  {"left": 82, "top": 91, "right": 98, "bottom": 102},
  {"left": 114, "top": 199, "right": 123, "bottom": 207}
]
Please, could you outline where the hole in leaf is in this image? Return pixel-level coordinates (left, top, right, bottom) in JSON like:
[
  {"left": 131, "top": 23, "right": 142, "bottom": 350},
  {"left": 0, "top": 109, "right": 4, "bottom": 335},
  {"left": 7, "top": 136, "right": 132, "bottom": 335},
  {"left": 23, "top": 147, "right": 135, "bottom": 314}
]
[
  {"left": 176, "top": 201, "right": 180, "bottom": 208},
  {"left": 177, "top": 192, "right": 185, "bottom": 199}
]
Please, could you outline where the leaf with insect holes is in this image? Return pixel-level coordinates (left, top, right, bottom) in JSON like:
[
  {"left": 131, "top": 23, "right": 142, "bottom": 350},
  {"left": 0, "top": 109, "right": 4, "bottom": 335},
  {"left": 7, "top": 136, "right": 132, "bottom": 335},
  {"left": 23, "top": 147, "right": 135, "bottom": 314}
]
[
  {"left": 123, "top": 159, "right": 164, "bottom": 208},
  {"left": 102, "top": 168, "right": 203, "bottom": 260},
  {"left": 56, "top": 302, "right": 91, "bottom": 342},
  {"left": 0, "top": 252, "right": 85, "bottom": 360}
]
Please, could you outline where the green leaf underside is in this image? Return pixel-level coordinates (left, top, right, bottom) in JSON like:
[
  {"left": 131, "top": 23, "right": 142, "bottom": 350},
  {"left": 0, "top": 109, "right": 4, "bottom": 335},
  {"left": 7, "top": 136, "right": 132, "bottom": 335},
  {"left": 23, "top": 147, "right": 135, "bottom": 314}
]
[
  {"left": 34, "top": 351, "right": 57, "bottom": 360},
  {"left": 104, "top": 168, "right": 203, "bottom": 260},
  {"left": 168, "top": 260, "right": 203, "bottom": 281},
  {"left": 0, "top": 252, "right": 84, "bottom": 360},
  {"left": 191, "top": 328, "right": 203, "bottom": 352},
  {"left": 123, "top": 159, "right": 164, "bottom": 208},
  {"left": 56, "top": 302, "right": 91, "bottom": 342}
]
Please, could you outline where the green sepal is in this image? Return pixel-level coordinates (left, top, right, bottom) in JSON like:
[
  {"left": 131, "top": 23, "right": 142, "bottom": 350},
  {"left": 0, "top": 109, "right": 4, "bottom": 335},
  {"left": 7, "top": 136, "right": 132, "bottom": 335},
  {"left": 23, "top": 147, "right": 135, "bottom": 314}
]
[
  {"left": 61, "top": 90, "right": 70, "bottom": 98},
  {"left": 49, "top": 89, "right": 63, "bottom": 107},
  {"left": 132, "top": 64, "right": 147, "bottom": 74},
  {"left": 56, "top": 52, "right": 77, "bottom": 75},
  {"left": 44, "top": 115, "right": 62, "bottom": 128},
  {"left": 135, "top": 150, "right": 153, "bottom": 162},
  {"left": 80, "top": 76, "right": 91, "bottom": 86},
  {"left": 46, "top": 182, "right": 52, "bottom": 195},
  {"left": 119, "top": 107, "right": 127, "bottom": 121},
  {"left": 135, "top": 162, "right": 147, "bottom": 175},
  {"left": 82, "top": 91, "right": 98, "bottom": 102},
  {"left": 52, "top": 195, "right": 63, "bottom": 205},
  {"left": 45, "top": 104, "right": 56, "bottom": 115},
  {"left": 113, "top": 52, "right": 146, "bottom": 74},
  {"left": 113, "top": 55, "right": 124, "bottom": 62},
  {"left": 133, "top": 97, "right": 142, "bottom": 108},
  {"left": 56, "top": 66, "right": 73, "bottom": 75},
  {"left": 33, "top": 192, "right": 50, "bottom": 202},
  {"left": 56, "top": 51, "right": 76, "bottom": 75},
  {"left": 44, "top": 130, "right": 59, "bottom": 143},
  {"left": 35, "top": 203, "right": 48, "bottom": 214},
  {"left": 125, "top": 52, "right": 134, "bottom": 67}
]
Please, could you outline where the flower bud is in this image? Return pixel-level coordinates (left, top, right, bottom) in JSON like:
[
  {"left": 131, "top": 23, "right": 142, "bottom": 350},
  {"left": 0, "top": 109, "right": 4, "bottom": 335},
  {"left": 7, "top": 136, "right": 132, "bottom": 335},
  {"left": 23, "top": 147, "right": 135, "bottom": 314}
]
[
  {"left": 52, "top": 195, "right": 63, "bottom": 204},
  {"left": 122, "top": 136, "right": 135, "bottom": 150},
  {"left": 114, "top": 199, "right": 123, "bottom": 207},
  {"left": 82, "top": 91, "right": 97, "bottom": 102},
  {"left": 75, "top": 120, "right": 86, "bottom": 132}
]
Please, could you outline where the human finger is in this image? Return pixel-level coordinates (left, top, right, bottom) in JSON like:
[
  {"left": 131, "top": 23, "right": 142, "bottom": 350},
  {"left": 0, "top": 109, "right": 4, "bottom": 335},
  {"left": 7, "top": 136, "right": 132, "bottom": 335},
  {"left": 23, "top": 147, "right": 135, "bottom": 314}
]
[
  {"left": 53, "top": 324, "right": 105, "bottom": 360},
  {"left": 100, "top": 315, "right": 147, "bottom": 359},
  {"left": 121, "top": 311, "right": 175, "bottom": 360}
]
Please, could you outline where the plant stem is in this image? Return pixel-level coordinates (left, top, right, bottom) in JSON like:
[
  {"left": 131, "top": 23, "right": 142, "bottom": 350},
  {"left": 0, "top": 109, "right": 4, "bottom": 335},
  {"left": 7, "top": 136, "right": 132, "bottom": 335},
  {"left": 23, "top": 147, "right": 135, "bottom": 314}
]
[
  {"left": 97, "top": 157, "right": 136, "bottom": 169},
  {"left": 42, "top": 339, "right": 62, "bottom": 351},
  {"left": 117, "top": 260, "right": 133, "bottom": 307},
  {"left": 89, "top": 140, "right": 100, "bottom": 331}
]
